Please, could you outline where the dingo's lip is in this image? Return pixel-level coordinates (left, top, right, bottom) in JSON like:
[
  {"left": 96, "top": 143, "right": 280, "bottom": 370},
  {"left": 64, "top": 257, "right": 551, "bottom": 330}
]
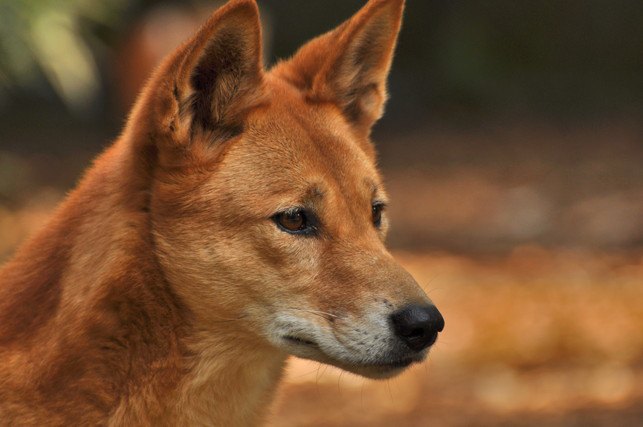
[
  {"left": 281, "top": 333, "right": 422, "bottom": 378},
  {"left": 283, "top": 335, "right": 318, "bottom": 347}
]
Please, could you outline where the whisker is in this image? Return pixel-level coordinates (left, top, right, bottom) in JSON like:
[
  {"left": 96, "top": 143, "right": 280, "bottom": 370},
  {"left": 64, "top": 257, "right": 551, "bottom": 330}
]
[
  {"left": 337, "top": 370, "right": 346, "bottom": 393},
  {"left": 292, "top": 362, "right": 322, "bottom": 379},
  {"left": 286, "top": 307, "right": 338, "bottom": 321},
  {"left": 209, "top": 313, "right": 248, "bottom": 323},
  {"left": 423, "top": 274, "right": 446, "bottom": 295},
  {"left": 426, "top": 286, "right": 446, "bottom": 295},
  {"left": 315, "top": 362, "right": 323, "bottom": 387}
]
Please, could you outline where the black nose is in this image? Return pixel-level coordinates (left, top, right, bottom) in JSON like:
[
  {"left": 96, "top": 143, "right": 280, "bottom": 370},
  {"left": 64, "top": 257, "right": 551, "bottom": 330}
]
[{"left": 390, "top": 304, "right": 444, "bottom": 352}]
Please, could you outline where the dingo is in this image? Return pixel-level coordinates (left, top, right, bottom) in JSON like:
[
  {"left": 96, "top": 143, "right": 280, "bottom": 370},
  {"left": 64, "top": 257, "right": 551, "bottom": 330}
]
[{"left": 0, "top": 0, "right": 444, "bottom": 424}]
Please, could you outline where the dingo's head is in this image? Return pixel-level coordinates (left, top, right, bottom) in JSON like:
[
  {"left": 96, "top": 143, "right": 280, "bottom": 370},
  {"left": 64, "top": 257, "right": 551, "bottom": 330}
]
[{"left": 139, "top": 0, "right": 443, "bottom": 379}]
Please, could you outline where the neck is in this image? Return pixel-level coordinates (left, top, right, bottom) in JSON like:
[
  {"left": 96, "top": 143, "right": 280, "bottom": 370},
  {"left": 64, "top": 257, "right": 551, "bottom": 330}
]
[
  {"left": 170, "top": 330, "right": 287, "bottom": 426},
  {"left": 110, "top": 327, "right": 288, "bottom": 425}
]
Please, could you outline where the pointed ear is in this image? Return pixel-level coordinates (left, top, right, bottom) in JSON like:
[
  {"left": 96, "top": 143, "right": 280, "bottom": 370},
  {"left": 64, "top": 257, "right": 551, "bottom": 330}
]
[
  {"left": 274, "top": 0, "right": 404, "bottom": 136},
  {"left": 147, "top": 0, "right": 264, "bottom": 147}
]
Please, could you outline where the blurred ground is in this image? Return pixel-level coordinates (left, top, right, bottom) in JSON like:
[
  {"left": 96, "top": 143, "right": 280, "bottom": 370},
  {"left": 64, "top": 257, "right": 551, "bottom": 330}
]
[{"left": 379, "top": 121, "right": 643, "bottom": 252}]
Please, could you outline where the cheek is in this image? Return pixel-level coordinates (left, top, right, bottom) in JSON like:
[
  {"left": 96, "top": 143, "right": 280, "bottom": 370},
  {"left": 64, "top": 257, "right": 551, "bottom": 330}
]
[{"left": 207, "top": 223, "right": 324, "bottom": 293}]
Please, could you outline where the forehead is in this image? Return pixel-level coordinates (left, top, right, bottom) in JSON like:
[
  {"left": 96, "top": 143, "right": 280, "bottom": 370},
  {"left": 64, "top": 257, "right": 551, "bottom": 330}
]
[{"left": 220, "top": 78, "right": 383, "bottom": 205}]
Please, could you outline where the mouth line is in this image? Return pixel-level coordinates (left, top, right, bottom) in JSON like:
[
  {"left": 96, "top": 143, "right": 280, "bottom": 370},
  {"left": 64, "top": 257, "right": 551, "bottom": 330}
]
[{"left": 283, "top": 335, "right": 318, "bottom": 347}]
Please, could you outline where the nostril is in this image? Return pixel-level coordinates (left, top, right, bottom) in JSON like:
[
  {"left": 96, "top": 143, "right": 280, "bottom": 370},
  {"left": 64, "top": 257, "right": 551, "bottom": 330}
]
[{"left": 390, "top": 304, "right": 444, "bottom": 352}]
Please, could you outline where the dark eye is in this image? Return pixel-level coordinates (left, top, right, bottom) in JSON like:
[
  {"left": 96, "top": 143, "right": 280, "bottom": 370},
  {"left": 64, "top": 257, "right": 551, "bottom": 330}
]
[
  {"left": 273, "top": 209, "right": 310, "bottom": 234},
  {"left": 372, "top": 202, "right": 385, "bottom": 227}
]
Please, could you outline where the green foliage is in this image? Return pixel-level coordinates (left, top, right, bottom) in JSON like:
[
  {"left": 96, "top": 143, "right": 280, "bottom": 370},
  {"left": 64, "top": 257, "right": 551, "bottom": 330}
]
[{"left": 0, "top": 0, "right": 128, "bottom": 111}]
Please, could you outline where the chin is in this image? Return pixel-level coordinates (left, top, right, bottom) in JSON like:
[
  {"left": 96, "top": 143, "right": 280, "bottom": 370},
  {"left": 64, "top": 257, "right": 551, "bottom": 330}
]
[
  {"left": 335, "top": 356, "right": 422, "bottom": 379},
  {"left": 284, "top": 342, "right": 425, "bottom": 380},
  {"left": 345, "top": 364, "right": 410, "bottom": 380}
]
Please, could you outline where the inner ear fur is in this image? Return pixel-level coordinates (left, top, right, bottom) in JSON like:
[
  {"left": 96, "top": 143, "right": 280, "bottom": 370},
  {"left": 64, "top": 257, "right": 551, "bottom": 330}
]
[
  {"left": 274, "top": 0, "right": 404, "bottom": 135},
  {"left": 147, "top": 0, "right": 265, "bottom": 148}
]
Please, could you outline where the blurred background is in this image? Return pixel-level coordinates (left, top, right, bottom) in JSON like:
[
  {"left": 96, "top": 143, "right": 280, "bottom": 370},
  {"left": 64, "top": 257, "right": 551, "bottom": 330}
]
[{"left": 0, "top": 0, "right": 642, "bottom": 425}]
